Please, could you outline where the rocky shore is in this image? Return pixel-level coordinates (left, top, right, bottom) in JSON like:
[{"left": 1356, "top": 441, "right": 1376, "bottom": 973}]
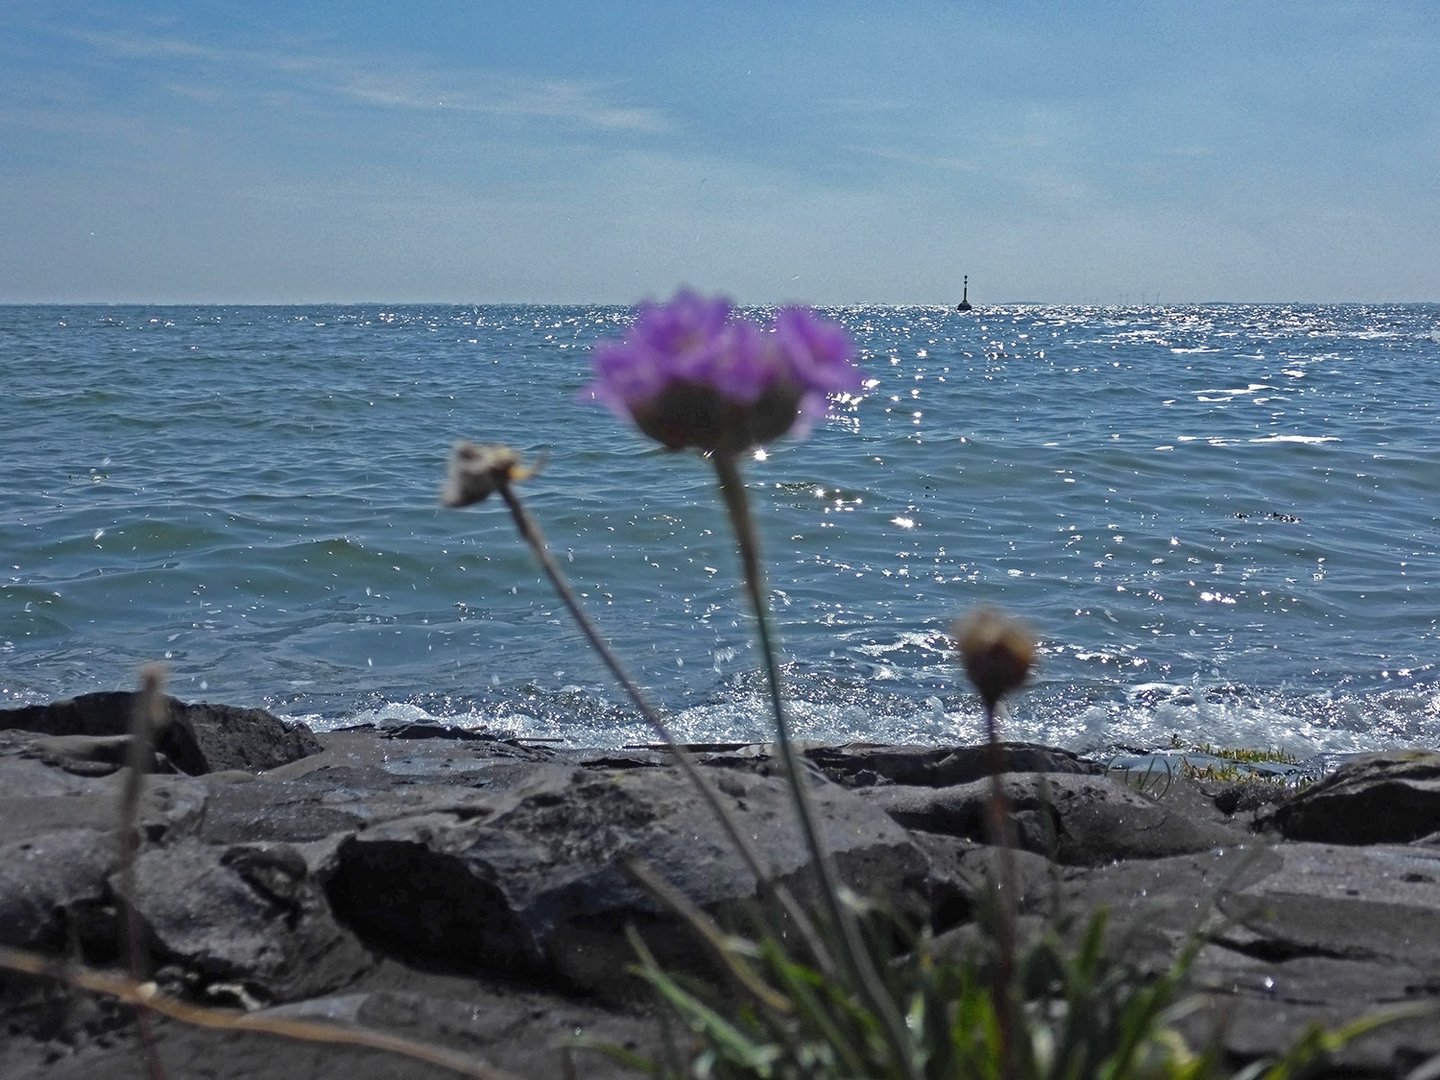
[{"left": 2, "top": 693, "right": 1438, "bottom": 1078}]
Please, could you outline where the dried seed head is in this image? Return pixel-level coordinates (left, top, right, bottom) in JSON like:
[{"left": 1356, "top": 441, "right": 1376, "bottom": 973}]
[
  {"left": 138, "top": 663, "right": 167, "bottom": 698},
  {"left": 952, "top": 607, "right": 1035, "bottom": 711},
  {"left": 441, "top": 441, "right": 532, "bottom": 508},
  {"left": 135, "top": 663, "right": 170, "bottom": 732}
]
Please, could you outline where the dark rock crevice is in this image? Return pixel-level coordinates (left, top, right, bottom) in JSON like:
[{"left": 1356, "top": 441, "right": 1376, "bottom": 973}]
[{"left": 325, "top": 835, "right": 533, "bottom": 975}]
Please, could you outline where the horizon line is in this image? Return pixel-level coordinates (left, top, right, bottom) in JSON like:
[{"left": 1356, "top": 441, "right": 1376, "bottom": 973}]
[{"left": 2, "top": 297, "right": 1436, "bottom": 308}]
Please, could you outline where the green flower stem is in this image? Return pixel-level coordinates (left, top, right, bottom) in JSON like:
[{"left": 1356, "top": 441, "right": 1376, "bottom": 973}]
[
  {"left": 494, "top": 478, "right": 828, "bottom": 964},
  {"left": 983, "top": 702, "right": 1020, "bottom": 1077},
  {"left": 710, "top": 453, "right": 919, "bottom": 1079}
]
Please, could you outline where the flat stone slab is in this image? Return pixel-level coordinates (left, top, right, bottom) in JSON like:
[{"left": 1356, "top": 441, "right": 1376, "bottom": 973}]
[
  {"left": 1049, "top": 841, "right": 1440, "bottom": 1072},
  {"left": 801, "top": 741, "right": 1100, "bottom": 788},
  {"left": 856, "top": 770, "right": 1244, "bottom": 864}
]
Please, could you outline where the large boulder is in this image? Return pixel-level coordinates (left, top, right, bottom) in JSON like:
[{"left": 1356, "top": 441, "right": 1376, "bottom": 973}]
[
  {"left": 325, "top": 763, "right": 929, "bottom": 992},
  {"left": 0, "top": 693, "right": 321, "bottom": 775},
  {"left": 193, "top": 731, "right": 564, "bottom": 845},
  {"left": 1261, "top": 749, "right": 1440, "bottom": 844}
]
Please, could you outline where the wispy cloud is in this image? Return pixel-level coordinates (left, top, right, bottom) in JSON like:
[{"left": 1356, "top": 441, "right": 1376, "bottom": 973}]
[
  {"left": 66, "top": 26, "right": 225, "bottom": 62},
  {"left": 58, "top": 24, "right": 671, "bottom": 135},
  {"left": 330, "top": 70, "right": 669, "bottom": 133},
  {"left": 847, "top": 144, "right": 983, "bottom": 174}
]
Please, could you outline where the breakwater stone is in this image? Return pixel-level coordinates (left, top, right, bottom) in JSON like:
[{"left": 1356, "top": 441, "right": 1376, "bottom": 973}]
[{"left": 0, "top": 699, "right": 1437, "bottom": 1077}]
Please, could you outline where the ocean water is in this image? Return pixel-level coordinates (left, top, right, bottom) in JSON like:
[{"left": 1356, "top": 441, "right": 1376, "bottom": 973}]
[{"left": 4, "top": 302, "right": 1440, "bottom": 761}]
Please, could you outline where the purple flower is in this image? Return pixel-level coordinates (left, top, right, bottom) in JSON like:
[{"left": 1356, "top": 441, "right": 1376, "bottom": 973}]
[{"left": 585, "top": 290, "right": 861, "bottom": 455}]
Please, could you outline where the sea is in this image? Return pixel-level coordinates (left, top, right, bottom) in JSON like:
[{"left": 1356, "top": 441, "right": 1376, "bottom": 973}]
[{"left": 4, "top": 302, "right": 1440, "bottom": 767}]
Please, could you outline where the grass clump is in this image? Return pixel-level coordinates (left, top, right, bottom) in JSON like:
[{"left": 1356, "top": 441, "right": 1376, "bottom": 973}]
[
  {"left": 613, "top": 891, "right": 1230, "bottom": 1079},
  {"left": 1160, "top": 736, "right": 1310, "bottom": 788},
  {"left": 1166, "top": 736, "right": 1301, "bottom": 767}
]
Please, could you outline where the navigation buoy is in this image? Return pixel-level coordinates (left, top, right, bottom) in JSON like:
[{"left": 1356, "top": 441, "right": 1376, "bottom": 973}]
[{"left": 957, "top": 275, "right": 973, "bottom": 312}]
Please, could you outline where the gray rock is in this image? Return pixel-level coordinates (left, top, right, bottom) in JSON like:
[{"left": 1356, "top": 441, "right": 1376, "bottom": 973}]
[
  {"left": 272, "top": 728, "right": 561, "bottom": 790},
  {"left": 0, "top": 961, "right": 667, "bottom": 1080},
  {"left": 189, "top": 732, "right": 574, "bottom": 845},
  {"left": 803, "top": 740, "right": 1100, "bottom": 788},
  {"left": 857, "top": 771, "right": 1243, "bottom": 864},
  {"left": 326, "top": 763, "right": 928, "bottom": 991},
  {"left": 5, "top": 712, "right": 1440, "bottom": 1079},
  {"left": 118, "top": 838, "right": 372, "bottom": 1005},
  {"left": 910, "top": 831, "right": 1058, "bottom": 929},
  {"left": 0, "top": 827, "right": 116, "bottom": 954},
  {"left": 1044, "top": 841, "right": 1440, "bottom": 1073},
  {"left": 22, "top": 733, "right": 177, "bottom": 777},
  {"left": 1262, "top": 749, "right": 1440, "bottom": 844},
  {"left": 0, "top": 750, "right": 207, "bottom": 953},
  {"left": 0, "top": 692, "right": 322, "bottom": 775}
]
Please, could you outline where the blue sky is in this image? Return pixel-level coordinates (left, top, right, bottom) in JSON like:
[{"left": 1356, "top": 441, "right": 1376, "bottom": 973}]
[{"left": 2, "top": 2, "right": 1436, "bottom": 305}]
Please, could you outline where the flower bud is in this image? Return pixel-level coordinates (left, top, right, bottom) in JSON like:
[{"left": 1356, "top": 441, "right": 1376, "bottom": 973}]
[
  {"left": 441, "top": 441, "right": 526, "bottom": 508},
  {"left": 952, "top": 607, "right": 1035, "bottom": 711}
]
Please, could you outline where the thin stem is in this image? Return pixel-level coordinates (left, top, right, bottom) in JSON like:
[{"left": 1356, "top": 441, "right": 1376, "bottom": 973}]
[
  {"left": 119, "top": 666, "right": 169, "bottom": 1080},
  {"left": 710, "top": 453, "right": 919, "bottom": 1079},
  {"left": 983, "top": 702, "right": 1019, "bottom": 1077},
  {"left": 496, "top": 480, "right": 658, "bottom": 735},
  {"left": 494, "top": 479, "right": 830, "bottom": 968}
]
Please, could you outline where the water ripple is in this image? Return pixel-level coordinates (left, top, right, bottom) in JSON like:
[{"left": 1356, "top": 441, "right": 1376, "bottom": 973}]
[{"left": 4, "top": 302, "right": 1440, "bottom": 755}]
